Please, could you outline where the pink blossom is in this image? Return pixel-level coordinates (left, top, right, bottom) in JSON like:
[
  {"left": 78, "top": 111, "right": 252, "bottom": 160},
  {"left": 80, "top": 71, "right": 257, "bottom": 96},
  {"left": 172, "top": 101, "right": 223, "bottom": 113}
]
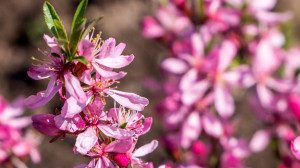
[{"left": 291, "top": 136, "right": 300, "bottom": 160}]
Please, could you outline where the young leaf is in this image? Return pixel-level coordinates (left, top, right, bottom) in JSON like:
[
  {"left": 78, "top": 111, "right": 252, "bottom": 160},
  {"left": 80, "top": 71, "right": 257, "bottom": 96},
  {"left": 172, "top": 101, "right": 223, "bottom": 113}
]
[
  {"left": 72, "top": 56, "right": 89, "bottom": 65},
  {"left": 69, "top": 18, "right": 87, "bottom": 57},
  {"left": 69, "top": 0, "right": 88, "bottom": 58},
  {"left": 71, "top": 0, "right": 88, "bottom": 34},
  {"left": 54, "top": 19, "right": 68, "bottom": 41},
  {"left": 43, "top": 2, "right": 67, "bottom": 41},
  {"left": 81, "top": 16, "right": 103, "bottom": 39}
]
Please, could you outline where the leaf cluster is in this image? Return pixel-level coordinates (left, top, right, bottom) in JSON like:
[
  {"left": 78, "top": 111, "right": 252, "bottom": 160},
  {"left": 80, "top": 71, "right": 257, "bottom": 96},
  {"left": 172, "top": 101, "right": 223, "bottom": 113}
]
[{"left": 43, "top": 0, "right": 103, "bottom": 65}]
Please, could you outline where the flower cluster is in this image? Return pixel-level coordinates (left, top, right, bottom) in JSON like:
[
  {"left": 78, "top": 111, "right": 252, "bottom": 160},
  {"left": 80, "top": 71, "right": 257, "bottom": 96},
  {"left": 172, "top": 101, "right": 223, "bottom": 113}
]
[
  {"left": 143, "top": 0, "right": 300, "bottom": 167},
  {"left": 25, "top": 0, "right": 157, "bottom": 167},
  {"left": 0, "top": 95, "right": 40, "bottom": 167}
]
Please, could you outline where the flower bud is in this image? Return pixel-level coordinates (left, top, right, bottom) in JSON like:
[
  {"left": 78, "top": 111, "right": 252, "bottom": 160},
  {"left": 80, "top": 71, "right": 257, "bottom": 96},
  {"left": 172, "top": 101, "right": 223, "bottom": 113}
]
[
  {"left": 113, "top": 153, "right": 130, "bottom": 167},
  {"left": 32, "top": 114, "right": 60, "bottom": 136}
]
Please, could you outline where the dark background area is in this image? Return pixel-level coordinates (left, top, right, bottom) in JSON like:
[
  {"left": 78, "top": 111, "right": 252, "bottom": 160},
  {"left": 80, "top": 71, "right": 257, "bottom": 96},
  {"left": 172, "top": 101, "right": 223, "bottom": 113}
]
[{"left": 0, "top": 0, "right": 299, "bottom": 167}]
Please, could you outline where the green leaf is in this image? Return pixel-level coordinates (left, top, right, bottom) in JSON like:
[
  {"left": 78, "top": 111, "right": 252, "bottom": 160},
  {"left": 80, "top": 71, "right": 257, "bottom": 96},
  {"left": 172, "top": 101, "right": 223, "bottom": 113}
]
[
  {"left": 69, "top": 18, "right": 87, "bottom": 57},
  {"left": 71, "top": 0, "right": 88, "bottom": 34},
  {"left": 119, "top": 122, "right": 127, "bottom": 129},
  {"left": 43, "top": 2, "right": 67, "bottom": 41},
  {"left": 53, "top": 19, "right": 68, "bottom": 41},
  {"left": 69, "top": 0, "right": 88, "bottom": 58},
  {"left": 72, "top": 56, "right": 88, "bottom": 65},
  {"left": 81, "top": 16, "right": 103, "bottom": 39}
]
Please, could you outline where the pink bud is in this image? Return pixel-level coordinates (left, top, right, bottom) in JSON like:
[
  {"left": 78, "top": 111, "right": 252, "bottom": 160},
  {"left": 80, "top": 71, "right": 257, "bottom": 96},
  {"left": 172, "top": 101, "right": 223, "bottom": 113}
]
[
  {"left": 113, "top": 153, "right": 130, "bottom": 167},
  {"left": 289, "top": 94, "right": 300, "bottom": 119},
  {"left": 192, "top": 140, "right": 208, "bottom": 156},
  {"left": 291, "top": 136, "right": 300, "bottom": 160},
  {"left": 32, "top": 114, "right": 60, "bottom": 136}
]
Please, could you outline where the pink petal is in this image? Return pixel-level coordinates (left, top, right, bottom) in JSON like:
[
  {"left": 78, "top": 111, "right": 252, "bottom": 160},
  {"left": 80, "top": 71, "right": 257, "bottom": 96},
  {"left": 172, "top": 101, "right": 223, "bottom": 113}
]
[
  {"left": 249, "top": 0, "right": 276, "bottom": 11},
  {"left": 32, "top": 114, "right": 60, "bottom": 136},
  {"left": 202, "top": 112, "right": 224, "bottom": 138},
  {"left": 92, "top": 62, "right": 127, "bottom": 80},
  {"left": 107, "top": 90, "right": 149, "bottom": 111},
  {"left": 64, "top": 73, "right": 87, "bottom": 104},
  {"left": 215, "top": 83, "right": 235, "bottom": 119},
  {"left": 98, "top": 38, "right": 125, "bottom": 59},
  {"left": 255, "top": 11, "right": 292, "bottom": 24},
  {"left": 25, "top": 77, "right": 61, "bottom": 108},
  {"left": 191, "top": 33, "right": 204, "bottom": 58},
  {"left": 54, "top": 114, "right": 85, "bottom": 133},
  {"left": 78, "top": 39, "right": 95, "bottom": 61},
  {"left": 180, "top": 111, "right": 202, "bottom": 149},
  {"left": 61, "top": 96, "right": 86, "bottom": 118},
  {"left": 101, "top": 156, "right": 116, "bottom": 168},
  {"left": 217, "top": 39, "right": 237, "bottom": 71},
  {"left": 164, "top": 106, "right": 189, "bottom": 129},
  {"left": 161, "top": 58, "right": 189, "bottom": 74},
  {"left": 266, "top": 77, "right": 294, "bottom": 93},
  {"left": 179, "top": 69, "right": 198, "bottom": 91},
  {"left": 133, "top": 140, "right": 158, "bottom": 158},
  {"left": 224, "top": 65, "right": 256, "bottom": 88},
  {"left": 256, "top": 84, "right": 274, "bottom": 108},
  {"left": 141, "top": 117, "right": 152, "bottom": 135},
  {"left": 8, "top": 117, "right": 31, "bottom": 129},
  {"left": 74, "top": 127, "right": 98, "bottom": 155},
  {"left": 182, "top": 79, "right": 210, "bottom": 106},
  {"left": 95, "top": 55, "right": 134, "bottom": 69},
  {"left": 27, "top": 66, "right": 53, "bottom": 80},
  {"left": 30, "top": 148, "right": 41, "bottom": 163},
  {"left": 104, "top": 138, "right": 133, "bottom": 153},
  {"left": 43, "top": 34, "right": 61, "bottom": 54},
  {"left": 253, "top": 40, "right": 281, "bottom": 76},
  {"left": 98, "top": 124, "right": 134, "bottom": 139},
  {"left": 249, "top": 129, "right": 270, "bottom": 153},
  {"left": 142, "top": 16, "right": 165, "bottom": 38}
]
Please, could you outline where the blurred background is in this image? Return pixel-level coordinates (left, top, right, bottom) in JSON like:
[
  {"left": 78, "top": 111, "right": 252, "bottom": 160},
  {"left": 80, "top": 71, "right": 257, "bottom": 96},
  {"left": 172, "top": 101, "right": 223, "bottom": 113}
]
[{"left": 0, "top": 0, "right": 299, "bottom": 167}]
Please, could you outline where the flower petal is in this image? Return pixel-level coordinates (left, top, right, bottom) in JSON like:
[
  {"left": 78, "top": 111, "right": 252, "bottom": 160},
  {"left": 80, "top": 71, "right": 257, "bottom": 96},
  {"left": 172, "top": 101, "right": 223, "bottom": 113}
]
[
  {"left": 215, "top": 83, "right": 235, "bottom": 119},
  {"left": 182, "top": 79, "right": 210, "bottom": 106},
  {"left": 104, "top": 138, "right": 133, "bottom": 153},
  {"left": 161, "top": 58, "right": 189, "bottom": 74},
  {"left": 54, "top": 114, "right": 85, "bottom": 133},
  {"left": 92, "top": 62, "right": 127, "bottom": 80},
  {"left": 61, "top": 96, "right": 86, "bottom": 118},
  {"left": 74, "top": 127, "right": 98, "bottom": 155},
  {"left": 180, "top": 111, "right": 202, "bottom": 149},
  {"left": 202, "top": 112, "right": 224, "bottom": 138},
  {"left": 95, "top": 54, "right": 134, "bottom": 69},
  {"left": 108, "top": 90, "right": 149, "bottom": 111},
  {"left": 25, "top": 77, "right": 61, "bottom": 108},
  {"left": 249, "top": 129, "right": 270, "bottom": 153},
  {"left": 98, "top": 124, "right": 134, "bottom": 139},
  {"left": 64, "top": 73, "right": 87, "bottom": 104},
  {"left": 133, "top": 140, "right": 158, "bottom": 158}
]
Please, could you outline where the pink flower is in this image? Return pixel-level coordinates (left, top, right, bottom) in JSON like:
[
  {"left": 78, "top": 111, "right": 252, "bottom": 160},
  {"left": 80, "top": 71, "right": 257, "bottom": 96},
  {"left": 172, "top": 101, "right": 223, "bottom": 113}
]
[
  {"left": 12, "top": 130, "right": 41, "bottom": 163},
  {"left": 78, "top": 36, "right": 134, "bottom": 80},
  {"left": 25, "top": 34, "right": 87, "bottom": 109},
  {"left": 0, "top": 96, "right": 31, "bottom": 129},
  {"left": 291, "top": 136, "right": 300, "bottom": 160},
  {"left": 107, "top": 106, "right": 152, "bottom": 135},
  {"left": 75, "top": 138, "right": 134, "bottom": 168}
]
